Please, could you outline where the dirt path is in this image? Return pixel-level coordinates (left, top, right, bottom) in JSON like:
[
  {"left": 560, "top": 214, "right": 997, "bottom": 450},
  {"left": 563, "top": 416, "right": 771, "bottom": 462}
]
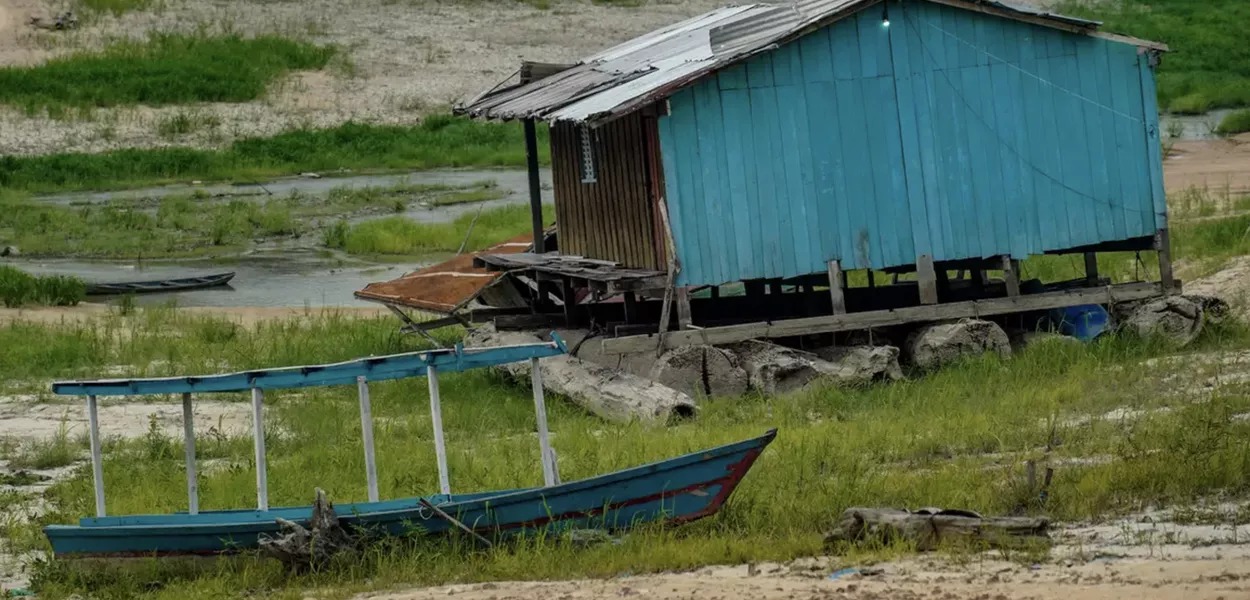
[
  {"left": 1166, "top": 134, "right": 1250, "bottom": 195},
  {"left": 365, "top": 554, "right": 1250, "bottom": 600}
]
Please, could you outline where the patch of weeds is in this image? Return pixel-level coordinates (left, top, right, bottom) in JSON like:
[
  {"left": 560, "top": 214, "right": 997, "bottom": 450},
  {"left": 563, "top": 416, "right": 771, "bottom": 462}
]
[
  {"left": 156, "top": 111, "right": 222, "bottom": 139},
  {"left": 8, "top": 422, "right": 80, "bottom": 470},
  {"left": 0, "top": 34, "right": 336, "bottom": 112},
  {"left": 1216, "top": 110, "right": 1250, "bottom": 136},
  {"left": 0, "top": 266, "right": 86, "bottom": 307},
  {"left": 340, "top": 203, "right": 552, "bottom": 255},
  {"left": 73, "top": 0, "right": 157, "bottom": 17}
]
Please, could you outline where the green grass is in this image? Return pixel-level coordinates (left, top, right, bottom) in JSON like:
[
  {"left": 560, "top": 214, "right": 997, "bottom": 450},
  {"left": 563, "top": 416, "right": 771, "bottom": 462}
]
[
  {"left": 0, "top": 34, "right": 335, "bottom": 114},
  {"left": 332, "top": 203, "right": 552, "bottom": 256},
  {"left": 0, "top": 265, "right": 85, "bottom": 307},
  {"left": 5, "top": 423, "right": 81, "bottom": 470},
  {"left": 0, "top": 181, "right": 511, "bottom": 259},
  {"left": 0, "top": 117, "right": 549, "bottom": 193},
  {"left": 1216, "top": 109, "right": 1250, "bottom": 136},
  {"left": 1056, "top": 0, "right": 1250, "bottom": 112},
  {"left": 3, "top": 307, "right": 1249, "bottom": 598},
  {"left": 74, "top": 0, "right": 156, "bottom": 16}
]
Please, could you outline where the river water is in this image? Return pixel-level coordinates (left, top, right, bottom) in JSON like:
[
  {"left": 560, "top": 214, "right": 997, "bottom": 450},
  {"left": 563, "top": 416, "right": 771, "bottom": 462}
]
[{"left": 10, "top": 168, "right": 550, "bottom": 308}]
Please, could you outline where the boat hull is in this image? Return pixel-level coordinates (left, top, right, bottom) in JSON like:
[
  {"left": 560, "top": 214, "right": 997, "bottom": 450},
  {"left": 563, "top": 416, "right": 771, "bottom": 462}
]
[
  {"left": 85, "top": 272, "right": 235, "bottom": 296},
  {"left": 45, "top": 430, "right": 775, "bottom": 558}
]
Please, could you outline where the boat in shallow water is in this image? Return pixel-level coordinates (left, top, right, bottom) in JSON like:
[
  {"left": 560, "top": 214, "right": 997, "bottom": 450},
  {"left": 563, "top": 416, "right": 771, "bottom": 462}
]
[
  {"left": 43, "top": 334, "right": 775, "bottom": 558},
  {"left": 85, "top": 272, "right": 235, "bottom": 295}
]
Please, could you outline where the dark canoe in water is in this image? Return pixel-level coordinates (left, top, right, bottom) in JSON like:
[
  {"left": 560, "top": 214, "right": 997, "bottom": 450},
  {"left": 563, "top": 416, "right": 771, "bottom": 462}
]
[{"left": 85, "top": 272, "right": 235, "bottom": 295}]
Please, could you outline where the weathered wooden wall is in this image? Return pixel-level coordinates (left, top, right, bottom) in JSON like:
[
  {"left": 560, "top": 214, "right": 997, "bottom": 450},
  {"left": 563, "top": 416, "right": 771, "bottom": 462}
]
[{"left": 551, "top": 113, "right": 662, "bottom": 271}]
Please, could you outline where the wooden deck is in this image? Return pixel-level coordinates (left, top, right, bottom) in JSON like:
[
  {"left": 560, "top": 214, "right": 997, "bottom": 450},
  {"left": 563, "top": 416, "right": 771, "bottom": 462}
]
[{"left": 474, "top": 252, "right": 667, "bottom": 293}]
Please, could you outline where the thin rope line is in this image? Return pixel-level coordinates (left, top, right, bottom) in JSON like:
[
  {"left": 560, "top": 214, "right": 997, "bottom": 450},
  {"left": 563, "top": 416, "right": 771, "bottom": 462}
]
[
  {"left": 904, "top": 16, "right": 1156, "bottom": 216},
  {"left": 921, "top": 20, "right": 1143, "bottom": 124}
]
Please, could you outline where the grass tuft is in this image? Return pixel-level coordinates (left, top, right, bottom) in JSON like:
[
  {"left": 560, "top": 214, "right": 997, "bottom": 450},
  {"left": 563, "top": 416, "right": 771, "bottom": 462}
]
[
  {"left": 0, "top": 34, "right": 335, "bottom": 114},
  {"left": 1216, "top": 110, "right": 1250, "bottom": 136},
  {"left": 336, "top": 204, "right": 552, "bottom": 256},
  {"left": 0, "top": 265, "right": 86, "bottom": 307}
]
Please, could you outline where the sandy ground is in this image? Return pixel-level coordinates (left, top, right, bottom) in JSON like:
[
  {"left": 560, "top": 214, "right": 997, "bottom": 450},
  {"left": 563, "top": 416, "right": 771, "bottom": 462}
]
[
  {"left": 363, "top": 513, "right": 1250, "bottom": 600},
  {"left": 1166, "top": 134, "right": 1250, "bottom": 196},
  {"left": 0, "top": 0, "right": 725, "bottom": 155}
]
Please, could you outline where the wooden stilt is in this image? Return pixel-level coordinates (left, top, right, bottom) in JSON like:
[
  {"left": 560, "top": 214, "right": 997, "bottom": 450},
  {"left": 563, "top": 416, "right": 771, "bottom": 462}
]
[
  {"left": 623, "top": 291, "right": 638, "bottom": 324},
  {"left": 917, "top": 254, "right": 939, "bottom": 305},
  {"left": 523, "top": 119, "right": 545, "bottom": 254},
  {"left": 87, "top": 394, "right": 105, "bottom": 518},
  {"left": 182, "top": 392, "right": 198, "bottom": 515},
  {"left": 250, "top": 387, "right": 269, "bottom": 511},
  {"left": 561, "top": 278, "right": 576, "bottom": 327},
  {"left": 427, "top": 364, "right": 451, "bottom": 495},
  {"left": 867, "top": 271, "right": 876, "bottom": 289},
  {"left": 1002, "top": 256, "right": 1021, "bottom": 297},
  {"left": 1155, "top": 229, "right": 1175, "bottom": 293},
  {"left": 827, "top": 260, "right": 846, "bottom": 315},
  {"left": 1084, "top": 252, "right": 1100, "bottom": 286},
  {"left": 356, "top": 377, "right": 380, "bottom": 503},
  {"left": 676, "top": 287, "right": 693, "bottom": 330}
]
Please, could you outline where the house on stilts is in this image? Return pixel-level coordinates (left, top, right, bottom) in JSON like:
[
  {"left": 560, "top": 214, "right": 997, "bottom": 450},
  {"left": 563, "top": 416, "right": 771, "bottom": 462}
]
[{"left": 358, "top": 0, "right": 1174, "bottom": 354}]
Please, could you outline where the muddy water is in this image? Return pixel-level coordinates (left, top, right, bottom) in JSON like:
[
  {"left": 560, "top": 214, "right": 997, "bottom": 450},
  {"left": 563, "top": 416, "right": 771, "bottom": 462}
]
[
  {"left": 1160, "top": 109, "right": 1237, "bottom": 141},
  {"left": 17, "top": 168, "right": 552, "bottom": 307}
]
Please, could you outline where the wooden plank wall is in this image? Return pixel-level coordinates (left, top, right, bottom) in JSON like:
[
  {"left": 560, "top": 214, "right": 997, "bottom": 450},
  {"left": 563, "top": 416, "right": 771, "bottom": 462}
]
[{"left": 551, "top": 113, "right": 661, "bottom": 271}]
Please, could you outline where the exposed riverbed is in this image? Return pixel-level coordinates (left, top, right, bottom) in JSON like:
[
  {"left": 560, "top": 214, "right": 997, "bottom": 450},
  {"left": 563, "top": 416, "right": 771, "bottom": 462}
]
[{"left": 7, "top": 168, "right": 552, "bottom": 308}]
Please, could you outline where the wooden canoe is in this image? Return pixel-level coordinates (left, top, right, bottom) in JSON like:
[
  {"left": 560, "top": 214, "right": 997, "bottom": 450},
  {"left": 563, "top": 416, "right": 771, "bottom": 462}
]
[
  {"left": 44, "top": 430, "right": 775, "bottom": 557},
  {"left": 85, "top": 272, "right": 235, "bottom": 296}
]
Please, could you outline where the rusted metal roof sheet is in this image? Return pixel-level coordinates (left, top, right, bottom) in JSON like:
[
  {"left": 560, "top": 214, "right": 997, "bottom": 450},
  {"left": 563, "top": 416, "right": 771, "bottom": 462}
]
[
  {"left": 354, "top": 234, "right": 534, "bottom": 314},
  {"left": 458, "top": 0, "right": 1162, "bottom": 126}
]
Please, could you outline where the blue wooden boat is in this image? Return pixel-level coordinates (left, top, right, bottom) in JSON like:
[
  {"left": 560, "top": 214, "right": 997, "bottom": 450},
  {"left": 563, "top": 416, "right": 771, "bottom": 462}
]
[{"left": 43, "top": 333, "right": 775, "bottom": 558}]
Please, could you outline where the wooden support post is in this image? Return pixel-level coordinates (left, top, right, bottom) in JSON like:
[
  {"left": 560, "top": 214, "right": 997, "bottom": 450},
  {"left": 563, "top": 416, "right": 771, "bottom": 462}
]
[
  {"left": 1084, "top": 252, "right": 1100, "bottom": 286},
  {"left": 676, "top": 287, "right": 693, "bottom": 330},
  {"left": 87, "top": 394, "right": 105, "bottom": 518},
  {"left": 769, "top": 281, "right": 783, "bottom": 296},
  {"left": 530, "top": 357, "right": 557, "bottom": 487},
  {"left": 972, "top": 269, "right": 988, "bottom": 288},
  {"left": 917, "top": 254, "right": 939, "bottom": 305},
  {"left": 427, "top": 364, "right": 451, "bottom": 495},
  {"left": 561, "top": 278, "right": 576, "bottom": 327},
  {"left": 1002, "top": 256, "right": 1021, "bottom": 297},
  {"left": 181, "top": 392, "right": 199, "bottom": 515},
  {"left": 827, "top": 260, "right": 846, "bottom": 315},
  {"left": 622, "top": 292, "right": 638, "bottom": 324},
  {"left": 250, "top": 387, "right": 269, "bottom": 511},
  {"left": 867, "top": 271, "right": 876, "bottom": 289},
  {"left": 356, "top": 377, "right": 380, "bottom": 503},
  {"left": 1155, "top": 229, "right": 1175, "bottom": 293},
  {"left": 523, "top": 119, "right": 545, "bottom": 254},
  {"left": 710, "top": 286, "right": 721, "bottom": 300}
]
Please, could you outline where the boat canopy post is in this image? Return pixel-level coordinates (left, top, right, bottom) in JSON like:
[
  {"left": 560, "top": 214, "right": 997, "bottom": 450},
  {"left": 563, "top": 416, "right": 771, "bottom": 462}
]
[
  {"left": 86, "top": 394, "right": 105, "bottom": 517},
  {"left": 530, "top": 358, "right": 558, "bottom": 487},
  {"left": 356, "top": 376, "right": 380, "bottom": 502},
  {"left": 250, "top": 387, "right": 269, "bottom": 511},
  {"left": 427, "top": 363, "right": 451, "bottom": 495},
  {"left": 181, "top": 392, "right": 199, "bottom": 515}
]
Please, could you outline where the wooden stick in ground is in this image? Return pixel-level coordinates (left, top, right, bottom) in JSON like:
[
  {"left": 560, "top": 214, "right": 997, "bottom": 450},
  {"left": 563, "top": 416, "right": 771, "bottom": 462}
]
[{"left": 420, "top": 498, "right": 492, "bottom": 548}]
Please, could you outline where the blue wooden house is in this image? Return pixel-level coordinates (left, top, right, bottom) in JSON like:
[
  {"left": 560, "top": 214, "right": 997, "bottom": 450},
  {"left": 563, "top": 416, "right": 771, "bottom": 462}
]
[{"left": 454, "top": 0, "right": 1172, "bottom": 343}]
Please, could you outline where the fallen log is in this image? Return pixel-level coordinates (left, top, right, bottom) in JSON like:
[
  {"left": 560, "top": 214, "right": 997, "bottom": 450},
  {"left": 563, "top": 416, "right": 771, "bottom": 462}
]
[
  {"left": 824, "top": 507, "right": 1050, "bottom": 552},
  {"left": 465, "top": 324, "right": 696, "bottom": 423},
  {"left": 259, "top": 488, "right": 358, "bottom": 571}
]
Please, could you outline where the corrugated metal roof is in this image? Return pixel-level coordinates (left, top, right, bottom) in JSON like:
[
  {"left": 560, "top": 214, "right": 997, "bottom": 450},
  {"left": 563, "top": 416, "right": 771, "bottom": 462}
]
[
  {"left": 354, "top": 233, "right": 535, "bottom": 314},
  {"left": 458, "top": 0, "right": 1162, "bottom": 126}
]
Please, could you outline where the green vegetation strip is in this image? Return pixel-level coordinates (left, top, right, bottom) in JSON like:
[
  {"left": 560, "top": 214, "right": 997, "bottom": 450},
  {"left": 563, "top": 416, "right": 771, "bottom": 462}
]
[
  {"left": 1057, "top": 0, "right": 1250, "bottom": 113},
  {"left": 1216, "top": 110, "right": 1250, "bottom": 136},
  {"left": 0, "top": 265, "right": 84, "bottom": 308},
  {"left": 0, "top": 118, "right": 549, "bottom": 193},
  {"left": 0, "top": 34, "right": 335, "bottom": 114},
  {"left": 326, "top": 204, "right": 554, "bottom": 256},
  {"left": 1, "top": 309, "right": 1248, "bottom": 598},
  {"left": 0, "top": 181, "right": 507, "bottom": 259}
]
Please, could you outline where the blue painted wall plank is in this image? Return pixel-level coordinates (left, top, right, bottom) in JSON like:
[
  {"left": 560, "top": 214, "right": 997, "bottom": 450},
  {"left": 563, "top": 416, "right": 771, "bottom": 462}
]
[{"left": 656, "top": 0, "right": 1164, "bottom": 287}]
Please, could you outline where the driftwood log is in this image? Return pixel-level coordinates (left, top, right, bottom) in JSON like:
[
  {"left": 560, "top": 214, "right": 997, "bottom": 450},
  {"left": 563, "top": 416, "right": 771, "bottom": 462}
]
[
  {"left": 465, "top": 324, "right": 696, "bottom": 423},
  {"left": 258, "top": 489, "right": 358, "bottom": 571},
  {"left": 824, "top": 507, "right": 1050, "bottom": 552}
]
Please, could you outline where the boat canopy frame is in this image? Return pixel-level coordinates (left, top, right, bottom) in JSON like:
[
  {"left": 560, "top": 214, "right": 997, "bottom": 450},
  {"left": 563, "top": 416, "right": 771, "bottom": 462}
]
[{"left": 52, "top": 335, "right": 569, "bottom": 517}]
